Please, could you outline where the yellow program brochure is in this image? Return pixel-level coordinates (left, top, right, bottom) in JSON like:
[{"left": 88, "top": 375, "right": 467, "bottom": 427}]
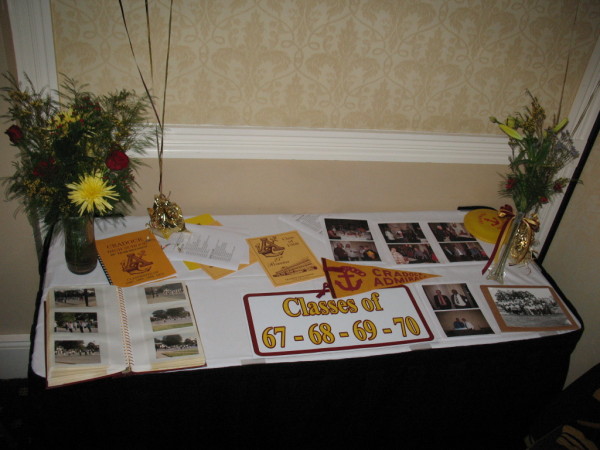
[{"left": 247, "top": 231, "right": 324, "bottom": 286}]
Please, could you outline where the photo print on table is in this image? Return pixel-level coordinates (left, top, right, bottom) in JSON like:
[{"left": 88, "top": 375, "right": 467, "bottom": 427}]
[
  {"left": 422, "top": 283, "right": 494, "bottom": 338},
  {"left": 144, "top": 282, "right": 187, "bottom": 305},
  {"left": 149, "top": 305, "right": 194, "bottom": 332},
  {"left": 54, "top": 339, "right": 101, "bottom": 365},
  {"left": 428, "top": 222, "right": 489, "bottom": 263},
  {"left": 325, "top": 218, "right": 380, "bottom": 262},
  {"left": 52, "top": 287, "right": 97, "bottom": 308},
  {"left": 481, "top": 285, "right": 579, "bottom": 332},
  {"left": 54, "top": 312, "right": 98, "bottom": 334},
  {"left": 154, "top": 331, "right": 201, "bottom": 360},
  {"left": 379, "top": 222, "right": 439, "bottom": 264}
]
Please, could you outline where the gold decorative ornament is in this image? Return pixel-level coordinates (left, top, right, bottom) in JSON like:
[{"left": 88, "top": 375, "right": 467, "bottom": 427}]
[
  {"left": 120, "top": 1, "right": 185, "bottom": 238},
  {"left": 509, "top": 213, "right": 539, "bottom": 266},
  {"left": 147, "top": 193, "right": 187, "bottom": 239}
]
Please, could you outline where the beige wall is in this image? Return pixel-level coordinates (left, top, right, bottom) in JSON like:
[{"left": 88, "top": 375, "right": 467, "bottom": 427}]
[
  {"left": 1, "top": 0, "right": 600, "bottom": 387},
  {"left": 50, "top": 0, "right": 600, "bottom": 133},
  {"left": 0, "top": 1, "right": 39, "bottom": 335},
  {"left": 544, "top": 138, "right": 600, "bottom": 386},
  {"left": 132, "top": 159, "right": 505, "bottom": 216}
]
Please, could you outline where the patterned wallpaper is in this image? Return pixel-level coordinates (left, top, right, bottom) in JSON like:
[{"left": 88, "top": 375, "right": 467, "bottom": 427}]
[{"left": 50, "top": 0, "right": 600, "bottom": 134}]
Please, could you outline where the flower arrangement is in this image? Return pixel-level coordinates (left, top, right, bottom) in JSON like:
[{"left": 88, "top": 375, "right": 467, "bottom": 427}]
[
  {"left": 483, "top": 91, "right": 581, "bottom": 282},
  {"left": 1, "top": 74, "right": 153, "bottom": 231},
  {"left": 490, "top": 91, "right": 580, "bottom": 214}
]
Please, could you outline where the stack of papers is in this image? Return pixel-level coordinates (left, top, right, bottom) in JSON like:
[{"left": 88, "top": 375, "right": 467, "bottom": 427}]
[{"left": 162, "top": 223, "right": 250, "bottom": 272}]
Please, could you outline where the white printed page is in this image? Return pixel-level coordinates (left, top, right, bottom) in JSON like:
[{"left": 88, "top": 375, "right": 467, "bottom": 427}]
[
  {"left": 279, "top": 214, "right": 324, "bottom": 238},
  {"left": 161, "top": 223, "right": 250, "bottom": 270}
]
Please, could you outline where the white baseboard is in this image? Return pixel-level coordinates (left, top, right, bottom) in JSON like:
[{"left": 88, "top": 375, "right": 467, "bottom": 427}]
[{"left": 0, "top": 334, "right": 30, "bottom": 379}]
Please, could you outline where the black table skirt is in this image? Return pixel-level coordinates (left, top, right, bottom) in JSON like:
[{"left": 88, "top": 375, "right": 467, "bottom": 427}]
[{"left": 27, "top": 326, "right": 581, "bottom": 449}]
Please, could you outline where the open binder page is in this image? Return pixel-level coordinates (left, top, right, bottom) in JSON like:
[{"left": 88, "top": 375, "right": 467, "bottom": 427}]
[
  {"left": 122, "top": 282, "right": 206, "bottom": 373},
  {"left": 45, "top": 285, "right": 129, "bottom": 387}
]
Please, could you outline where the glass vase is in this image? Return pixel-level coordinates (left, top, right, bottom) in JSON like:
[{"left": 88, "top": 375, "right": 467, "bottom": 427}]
[
  {"left": 63, "top": 215, "right": 98, "bottom": 274},
  {"left": 485, "top": 210, "right": 526, "bottom": 284}
]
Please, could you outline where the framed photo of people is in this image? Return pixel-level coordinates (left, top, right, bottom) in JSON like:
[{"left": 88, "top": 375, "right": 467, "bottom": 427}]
[{"left": 481, "top": 285, "right": 579, "bottom": 332}]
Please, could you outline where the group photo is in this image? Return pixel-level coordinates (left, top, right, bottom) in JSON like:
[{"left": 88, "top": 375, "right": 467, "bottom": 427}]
[
  {"left": 54, "top": 312, "right": 98, "bottom": 334},
  {"left": 379, "top": 222, "right": 426, "bottom": 244},
  {"left": 150, "top": 306, "right": 194, "bottom": 332},
  {"left": 484, "top": 286, "right": 579, "bottom": 331},
  {"left": 144, "top": 282, "right": 187, "bottom": 305},
  {"left": 52, "top": 288, "right": 97, "bottom": 308},
  {"left": 154, "top": 333, "right": 201, "bottom": 359},
  {"left": 54, "top": 340, "right": 101, "bottom": 365}
]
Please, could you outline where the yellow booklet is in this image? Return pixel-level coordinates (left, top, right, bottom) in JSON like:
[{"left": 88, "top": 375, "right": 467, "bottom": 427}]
[
  {"left": 95, "top": 229, "right": 176, "bottom": 288},
  {"left": 45, "top": 281, "right": 206, "bottom": 388},
  {"left": 247, "top": 230, "right": 323, "bottom": 286}
]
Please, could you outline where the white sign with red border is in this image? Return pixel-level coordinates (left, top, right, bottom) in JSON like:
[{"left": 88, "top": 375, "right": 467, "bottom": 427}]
[{"left": 243, "top": 286, "right": 434, "bottom": 356}]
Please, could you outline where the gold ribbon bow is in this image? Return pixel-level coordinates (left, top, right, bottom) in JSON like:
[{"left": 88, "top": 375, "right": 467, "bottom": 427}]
[
  {"left": 147, "top": 193, "right": 187, "bottom": 239},
  {"left": 511, "top": 213, "right": 539, "bottom": 265},
  {"left": 481, "top": 205, "right": 539, "bottom": 275}
]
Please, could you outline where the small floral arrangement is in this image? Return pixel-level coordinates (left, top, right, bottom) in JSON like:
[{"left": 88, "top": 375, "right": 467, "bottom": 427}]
[
  {"left": 1, "top": 74, "right": 153, "bottom": 230},
  {"left": 490, "top": 91, "right": 580, "bottom": 214}
]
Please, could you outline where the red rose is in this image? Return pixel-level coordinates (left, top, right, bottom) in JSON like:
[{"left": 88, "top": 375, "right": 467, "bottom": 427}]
[
  {"left": 505, "top": 177, "right": 517, "bottom": 190},
  {"left": 553, "top": 182, "right": 564, "bottom": 193},
  {"left": 106, "top": 150, "right": 129, "bottom": 170},
  {"left": 540, "top": 196, "right": 549, "bottom": 204},
  {"left": 32, "top": 158, "right": 56, "bottom": 178},
  {"left": 5, "top": 125, "right": 23, "bottom": 144}
]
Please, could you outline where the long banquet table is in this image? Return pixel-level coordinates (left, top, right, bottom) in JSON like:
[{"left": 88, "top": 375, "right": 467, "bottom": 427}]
[{"left": 27, "top": 210, "right": 583, "bottom": 448}]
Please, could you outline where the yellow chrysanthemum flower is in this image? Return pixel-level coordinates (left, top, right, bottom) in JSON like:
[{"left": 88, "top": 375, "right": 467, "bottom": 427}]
[
  {"left": 66, "top": 172, "right": 119, "bottom": 215},
  {"left": 53, "top": 107, "right": 78, "bottom": 125},
  {"left": 51, "top": 108, "right": 80, "bottom": 136}
]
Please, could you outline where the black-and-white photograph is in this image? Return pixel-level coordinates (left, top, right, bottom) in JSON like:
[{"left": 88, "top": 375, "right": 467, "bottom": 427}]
[
  {"left": 482, "top": 285, "right": 579, "bottom": 331},
  {"left": 53, "top": 288, "right": 97, "bottom": 307},
  {"left": 54, "top": 340, "right": 101, "bottom": 365}
]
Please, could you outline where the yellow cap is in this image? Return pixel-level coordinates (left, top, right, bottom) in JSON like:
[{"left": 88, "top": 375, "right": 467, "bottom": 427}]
[{"left": 463, "top": 209, "right": 508, "bottom": 243}]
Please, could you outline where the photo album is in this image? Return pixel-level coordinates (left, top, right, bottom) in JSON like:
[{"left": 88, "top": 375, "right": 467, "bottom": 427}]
[{"left": 45, "top": 281, "right": 206, "bottom": 388}]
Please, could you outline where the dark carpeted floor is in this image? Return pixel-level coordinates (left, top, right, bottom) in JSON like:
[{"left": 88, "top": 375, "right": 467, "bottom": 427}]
[
  {"left": 0, "top": 379, "right": 35, "bottom": 450},
  {"left": 3, "top": 365, "right": 598, "bottom": 450}
]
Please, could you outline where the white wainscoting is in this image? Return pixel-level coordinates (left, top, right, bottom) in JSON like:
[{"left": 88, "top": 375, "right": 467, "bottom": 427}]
[
  {"left": 0, "top": 334, "right": 30, "bottom": 379},
  {"left": 149, "top": 125, "right": 514, "bottom": 164}
]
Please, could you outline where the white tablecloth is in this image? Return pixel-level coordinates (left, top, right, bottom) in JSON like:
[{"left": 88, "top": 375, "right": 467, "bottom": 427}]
[{"left": 32, "top": 210, "right": 578, "bottom": 377}]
